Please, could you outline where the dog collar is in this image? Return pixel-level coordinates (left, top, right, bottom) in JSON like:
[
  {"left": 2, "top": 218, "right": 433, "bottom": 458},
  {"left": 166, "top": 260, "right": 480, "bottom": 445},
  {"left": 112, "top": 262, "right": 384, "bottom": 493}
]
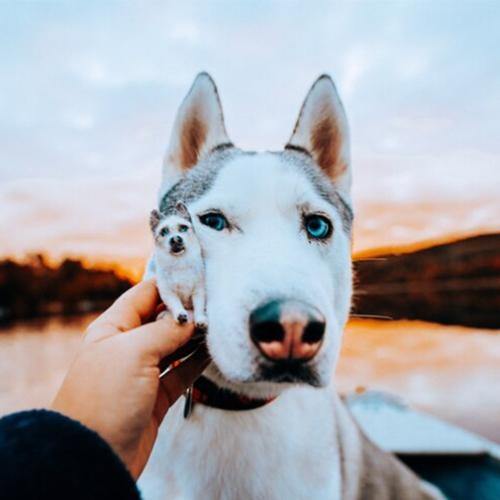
[{"left": 188, "top": 376, "right": 276, "bottom": 413}]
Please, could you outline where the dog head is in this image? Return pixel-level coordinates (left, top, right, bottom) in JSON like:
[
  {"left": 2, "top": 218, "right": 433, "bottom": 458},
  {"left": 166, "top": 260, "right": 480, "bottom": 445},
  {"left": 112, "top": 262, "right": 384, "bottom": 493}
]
[
  {"left": 158, "top": 73, "right": 352, "bottom": 398},
  {"left": 150, "top": 204, "right": 196, "bottom": 256}
]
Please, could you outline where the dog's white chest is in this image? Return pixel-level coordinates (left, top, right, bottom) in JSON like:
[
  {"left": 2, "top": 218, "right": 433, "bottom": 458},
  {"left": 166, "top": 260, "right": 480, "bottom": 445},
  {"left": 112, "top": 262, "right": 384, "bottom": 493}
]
[{"left": 139, "top": 387, "right": 341, "bottom": 500}]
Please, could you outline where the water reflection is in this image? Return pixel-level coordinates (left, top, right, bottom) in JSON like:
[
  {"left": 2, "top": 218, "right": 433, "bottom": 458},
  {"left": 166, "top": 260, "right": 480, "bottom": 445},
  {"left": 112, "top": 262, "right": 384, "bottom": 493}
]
[
  {"left": 0, "top": 316, "right": 498, "bottom": 443},
  {"left": 0, "top": 314, "right": 96, "bottom": 414},
  {"left": 337, "top": 319, "right": 500, "bottom": 443}
]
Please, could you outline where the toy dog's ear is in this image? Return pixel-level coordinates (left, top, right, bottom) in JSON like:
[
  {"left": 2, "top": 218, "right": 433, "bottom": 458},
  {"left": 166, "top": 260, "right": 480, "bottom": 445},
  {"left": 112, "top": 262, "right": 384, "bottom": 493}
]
[
  {"left": 150, "top": 209, "right": 161, "bottom": 232},
  {"left": 175, "top": 201, "right": 192, "bottom": 222}
]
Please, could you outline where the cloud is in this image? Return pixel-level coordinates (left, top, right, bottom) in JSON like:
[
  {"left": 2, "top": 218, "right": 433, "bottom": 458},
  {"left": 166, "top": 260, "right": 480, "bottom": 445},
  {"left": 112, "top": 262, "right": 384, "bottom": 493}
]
[
  {"left": 340, "top": 46, "right": 373, "bottom": 100},
  {"left": 0, "top": 1, "right": 498, "bottom": 258},
  {"left": 170, "top": 21, "right": 201, "bottom": 45}
]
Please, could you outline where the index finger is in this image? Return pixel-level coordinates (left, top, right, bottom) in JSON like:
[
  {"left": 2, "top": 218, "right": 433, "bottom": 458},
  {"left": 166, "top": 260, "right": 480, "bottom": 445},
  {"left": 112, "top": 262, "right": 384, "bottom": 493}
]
[{"left": 86, "top": 279, "right": 161, "bottom": 342}]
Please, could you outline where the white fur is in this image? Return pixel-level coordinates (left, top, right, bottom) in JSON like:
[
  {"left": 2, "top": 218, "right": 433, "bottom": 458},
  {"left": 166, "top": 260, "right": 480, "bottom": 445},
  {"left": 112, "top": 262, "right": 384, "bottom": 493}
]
[
  {"left": 140, "top": 386, "right": 342, "bottom": 500},
  {"left": 189, "top": 153, "right": 352, "bottom": 397},
  {"left": 151, "top": 213, "right": 206, "bottom": 327},
  {"left": 141, "top": 152, "right": 351, "bottom": 499}
]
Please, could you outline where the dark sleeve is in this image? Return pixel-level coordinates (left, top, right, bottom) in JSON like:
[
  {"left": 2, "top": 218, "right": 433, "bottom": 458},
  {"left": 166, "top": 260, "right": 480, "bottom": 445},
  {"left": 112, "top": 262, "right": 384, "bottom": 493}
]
[{"left": 0, "top": 409, "right": 141, "bottom": 500}]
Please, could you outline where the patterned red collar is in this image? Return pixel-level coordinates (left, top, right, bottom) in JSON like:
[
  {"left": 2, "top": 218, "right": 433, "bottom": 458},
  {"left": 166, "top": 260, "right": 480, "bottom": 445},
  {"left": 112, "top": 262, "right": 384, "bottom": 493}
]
[{"left": 190, "top": 376, "right": 276, "bottom": 412}]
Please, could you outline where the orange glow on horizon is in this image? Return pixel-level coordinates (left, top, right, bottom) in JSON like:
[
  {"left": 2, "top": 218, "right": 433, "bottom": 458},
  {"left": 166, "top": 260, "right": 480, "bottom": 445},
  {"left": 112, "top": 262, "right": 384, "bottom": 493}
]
[
  {"left": 352, "top": 229, "right": 499, "bottom": 259},
  {"left": 2, "top": 227, "right": 496, "bottom": 284},
  {"left": 6, "top": 252, "right": 145, "bottom": 283},
  {"left": 79, "top": 257, "right": 145, "bottom": 283},
  {"left": 1, "top": 175, "right": 498, "bottom": 272}
]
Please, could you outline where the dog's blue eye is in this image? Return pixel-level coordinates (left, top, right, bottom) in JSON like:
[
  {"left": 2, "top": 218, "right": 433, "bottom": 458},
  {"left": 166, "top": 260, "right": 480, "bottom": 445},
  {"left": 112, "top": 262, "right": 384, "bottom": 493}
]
[
  {"left": 304, "top": 215, "right": 332, "bottom": 240},
  {"left": 178, "top": 225, "right": 189, "bottom": 233},
  {"left": 160, "top": 227, "right": 169, "bottom": 237},
  {"left": 199, "top": 212, "right": 229, "bottom": 231}
]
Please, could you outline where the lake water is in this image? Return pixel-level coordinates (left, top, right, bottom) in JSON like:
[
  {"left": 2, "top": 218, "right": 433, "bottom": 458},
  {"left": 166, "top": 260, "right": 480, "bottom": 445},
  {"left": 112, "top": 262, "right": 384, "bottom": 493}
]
[{"left": 0, "top": 315, "right": 498, "bottom": 443}]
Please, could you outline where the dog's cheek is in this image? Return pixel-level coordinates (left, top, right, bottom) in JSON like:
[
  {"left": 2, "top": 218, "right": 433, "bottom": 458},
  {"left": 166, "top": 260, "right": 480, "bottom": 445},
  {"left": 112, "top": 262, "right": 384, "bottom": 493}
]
[
  {"left": 331, "top": 231, "right": 353, "bottom": 319},
  {"left": 204, "top": 282, "right": 256, "bottom": 382},
  {"left": 315, "top": 326, "right": 342, "bottom": 386},
  {"left": 205, "top": 325, "right": 256, "bottom": 382},
  {"left": 316, "top": 245, "right": 351, "bottom": 358}
]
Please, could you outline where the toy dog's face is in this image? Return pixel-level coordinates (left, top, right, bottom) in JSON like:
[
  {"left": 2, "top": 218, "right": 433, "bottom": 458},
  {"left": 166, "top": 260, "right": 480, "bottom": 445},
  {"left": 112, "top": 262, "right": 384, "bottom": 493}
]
[{"left": 150, "top": 211, "right": 196, "bottom": 256}]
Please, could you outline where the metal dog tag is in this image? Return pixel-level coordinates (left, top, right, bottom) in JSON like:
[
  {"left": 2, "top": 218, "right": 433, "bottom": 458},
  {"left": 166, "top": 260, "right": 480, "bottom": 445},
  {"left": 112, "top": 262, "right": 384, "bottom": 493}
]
[{"left": 183, "top": 385, "right": 193, "bottom": 419}]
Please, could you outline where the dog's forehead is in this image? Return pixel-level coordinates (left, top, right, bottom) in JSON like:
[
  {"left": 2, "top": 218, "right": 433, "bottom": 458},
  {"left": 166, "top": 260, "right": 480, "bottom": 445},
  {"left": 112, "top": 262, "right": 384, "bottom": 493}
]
[
  {"left": 160, "top": 148, "right": 353, "bottom": 233},
  {"left": 209, "top": 151, "right": 353, "bottom": 232},
  {"left": 213, "top": 152, "right": 315, "bottom": 202},
  {"left": 160, "top": 214, "right": 189, "bottom": 227}
]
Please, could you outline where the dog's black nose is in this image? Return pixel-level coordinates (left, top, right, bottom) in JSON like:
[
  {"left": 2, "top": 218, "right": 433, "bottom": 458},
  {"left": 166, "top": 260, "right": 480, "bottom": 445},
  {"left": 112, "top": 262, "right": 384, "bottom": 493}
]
[
  {"left": 249, "top": 299, "right": 325, "bottom": 362},
  {"left": 170, "top": 235, "right": 183, "bottom": 246}
]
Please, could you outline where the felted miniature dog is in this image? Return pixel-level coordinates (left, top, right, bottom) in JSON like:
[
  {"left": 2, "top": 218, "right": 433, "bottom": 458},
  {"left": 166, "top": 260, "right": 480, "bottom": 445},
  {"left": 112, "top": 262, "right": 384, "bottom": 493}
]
[{"left": 149, "top": 203, "right": 207, "bottom": 329}]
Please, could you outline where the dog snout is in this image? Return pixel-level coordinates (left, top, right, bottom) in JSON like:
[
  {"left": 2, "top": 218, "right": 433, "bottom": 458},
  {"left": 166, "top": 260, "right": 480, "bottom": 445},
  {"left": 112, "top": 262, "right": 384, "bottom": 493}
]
[
  {"left": 170, "top": 235, "right": 183, "bottom": 246},
  {"left": 249, "top": 299, "right": 325, "bottom": 362}
]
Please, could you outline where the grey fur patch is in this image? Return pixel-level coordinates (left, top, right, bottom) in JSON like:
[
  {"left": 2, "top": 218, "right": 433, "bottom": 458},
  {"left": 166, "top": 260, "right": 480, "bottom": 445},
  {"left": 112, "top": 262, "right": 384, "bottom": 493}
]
[
  {"left": 159, "top": 147, "right": 238, "bottom": 214},
  {"left": 159, "top": 146, "right": 353, "bottom": 234},
  {"left": 277, "top": 150, "right": 354, "bottom": 234}
]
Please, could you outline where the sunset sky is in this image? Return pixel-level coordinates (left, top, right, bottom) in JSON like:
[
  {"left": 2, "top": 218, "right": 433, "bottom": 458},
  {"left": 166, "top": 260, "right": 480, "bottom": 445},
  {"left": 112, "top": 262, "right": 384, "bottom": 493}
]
[{"left": 1, "top": 1, "right": 499, "bottom": 272}]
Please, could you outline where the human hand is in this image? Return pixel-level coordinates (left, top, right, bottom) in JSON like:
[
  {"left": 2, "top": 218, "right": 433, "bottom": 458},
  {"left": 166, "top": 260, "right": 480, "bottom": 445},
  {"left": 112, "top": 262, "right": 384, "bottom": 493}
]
[{"left": 51, "top": 279, "right": 209, "bottom": 479}]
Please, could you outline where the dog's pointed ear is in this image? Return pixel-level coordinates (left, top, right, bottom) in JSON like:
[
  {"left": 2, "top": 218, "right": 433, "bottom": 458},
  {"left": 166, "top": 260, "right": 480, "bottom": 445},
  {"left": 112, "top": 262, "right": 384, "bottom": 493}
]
[
  {"left": 150, "top": 209, "right": 161, "bottom": 232},
  {"left": 286, "top": 75, "right": 351, "bottom": 197},
  {"left": 175, "top": 201, "right": 192, "bottom": 222},
  {"left": 163, "top": 72, "right": 231, "bottom": 183}
]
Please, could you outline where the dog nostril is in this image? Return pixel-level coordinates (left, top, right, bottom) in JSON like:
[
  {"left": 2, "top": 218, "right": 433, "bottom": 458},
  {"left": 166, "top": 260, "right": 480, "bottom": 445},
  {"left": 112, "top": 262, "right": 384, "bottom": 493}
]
[
  {"left": 302, "top": 321, "right": 325, "bottom": 344},
  {"left": 251, "top": 321, "right": 285, "bottom": 343},
  {"left": 250, "top": 299, "right": 325, "bottom": 361}
]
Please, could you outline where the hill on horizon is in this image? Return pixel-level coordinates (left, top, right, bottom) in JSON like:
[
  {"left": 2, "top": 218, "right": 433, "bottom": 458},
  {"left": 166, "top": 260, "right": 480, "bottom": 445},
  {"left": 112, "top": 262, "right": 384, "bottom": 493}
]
[{"left": 1, "top": 234, "right": 498, "bottom": 328}]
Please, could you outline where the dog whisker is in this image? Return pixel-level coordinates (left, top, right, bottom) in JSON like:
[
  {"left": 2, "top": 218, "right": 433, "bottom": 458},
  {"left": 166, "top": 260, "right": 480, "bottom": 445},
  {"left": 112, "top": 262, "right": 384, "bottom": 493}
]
[{"left": 349, "top": 313, "right": 393, "bottom": 320}]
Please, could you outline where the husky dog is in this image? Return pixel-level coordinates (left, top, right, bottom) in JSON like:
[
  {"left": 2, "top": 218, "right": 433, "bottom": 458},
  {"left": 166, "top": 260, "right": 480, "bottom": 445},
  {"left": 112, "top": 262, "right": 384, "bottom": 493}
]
[
  {"left": 149, "top": 204, "right": 207, "bottom": 329},
  {"left": 139, "top": 73, "right": 444, "bottom": 499}
]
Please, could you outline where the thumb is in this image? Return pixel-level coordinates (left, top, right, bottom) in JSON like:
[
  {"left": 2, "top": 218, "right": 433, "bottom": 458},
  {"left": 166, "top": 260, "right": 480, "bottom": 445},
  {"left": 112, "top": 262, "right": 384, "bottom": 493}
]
[{"left": 126, "top": 316, "right": 195, "bottom": 362}]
